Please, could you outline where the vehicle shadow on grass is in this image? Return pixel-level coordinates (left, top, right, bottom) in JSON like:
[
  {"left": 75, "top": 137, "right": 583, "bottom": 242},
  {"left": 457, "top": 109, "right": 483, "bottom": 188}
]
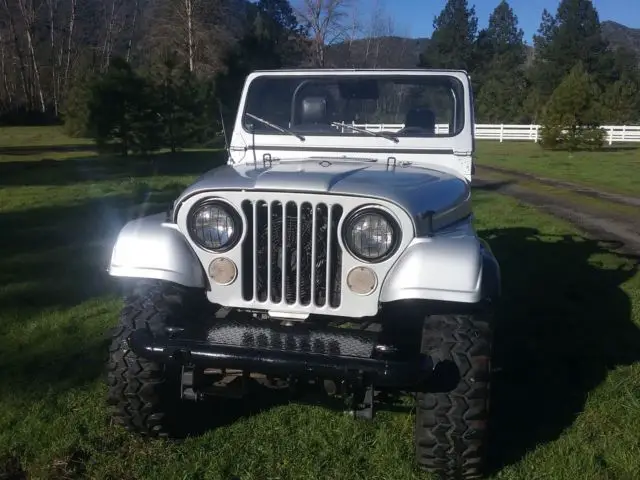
[
  {"left": 153, "top": 380, "right": 413, "bottom": 442},
  {"left": 0, "top": 149, "right": 224, "bottom": 186},
  {"left": 164, "top": 228, "right": 640, "bottom": 451},
  {"left": 0, "top": 184, "right": 190, "bottom": 398},
  {"left": 481, "top": 227, "right": 640, "bottom": 474}
]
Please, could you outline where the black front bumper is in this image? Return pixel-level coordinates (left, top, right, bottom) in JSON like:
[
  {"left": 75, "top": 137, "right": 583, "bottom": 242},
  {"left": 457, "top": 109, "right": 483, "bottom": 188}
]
[{"left": 127, "top": 319, "right": 433, "bottom": 388}]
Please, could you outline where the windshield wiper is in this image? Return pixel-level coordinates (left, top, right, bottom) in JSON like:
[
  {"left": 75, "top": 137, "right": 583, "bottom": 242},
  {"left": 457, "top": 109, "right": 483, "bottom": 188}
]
[
  {"left": 245, "top": 112, "right": 305, "bottom": 141},
  {"left": 331, "top": 122, "right": 399, "bottom": 143}
]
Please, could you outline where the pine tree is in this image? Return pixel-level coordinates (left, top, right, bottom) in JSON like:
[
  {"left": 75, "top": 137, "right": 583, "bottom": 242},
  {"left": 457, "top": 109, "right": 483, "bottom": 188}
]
[
  {"left": 151, "top": 54, "right": 212, "bottom": 153},
  {"left": 474, "top": 1, "right": 527, "bottom": 122},
  {"left": 540, "top": 62, "right": 604, "bottom": 151},
  {"left": 62, "top": 72, "right": 97, "bottom": 137},
  {"left": 600, "top": 76, "right": 640, "bottom": 124},
  {"left": 418, "top": 0, "right": 478, "bottom": 71},
  {"left": 529, "top": 0, "right": 612, "bottom": 112},
  {"left": 87, "top": 57, "right": 160, "bottom": 155},
  {"left": 254, "top": 0, "right": 309, "bottom": 67},
  {"left": 476, "top": 75, "right": 527, "bottom": 123},
  {"left": 215, "top": 0, "right": 309, "bottom": 118}
]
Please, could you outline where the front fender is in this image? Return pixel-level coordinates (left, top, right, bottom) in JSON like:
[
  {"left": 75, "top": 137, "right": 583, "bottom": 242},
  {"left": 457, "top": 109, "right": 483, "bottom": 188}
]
[
  {"left": 109, "top": 213, "right": 206, "bottom": 288},
  {"left": 380, "top": 231, "right": 500, "bottom": 304}
]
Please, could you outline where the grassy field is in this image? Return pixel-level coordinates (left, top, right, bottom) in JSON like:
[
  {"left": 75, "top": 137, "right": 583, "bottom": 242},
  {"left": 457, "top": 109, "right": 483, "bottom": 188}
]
[
  {"left": 0, "top": 125, "right": 95, "bottom": 148},
  {"left": 1, "top": 128, "right": 639, "bottom": 479},
  {"left": 476, "top": 141, "right": 640, "bottom": 196}
]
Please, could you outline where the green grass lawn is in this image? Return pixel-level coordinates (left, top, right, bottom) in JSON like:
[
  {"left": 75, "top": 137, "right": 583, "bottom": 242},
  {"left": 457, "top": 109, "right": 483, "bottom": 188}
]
[
  {"left": 0, "top": 125, "right": 94, "bottom": 148},
  {"left": 0, "top": 130, "right": 639, "bottom": 479},
  {"left": 476, "top": 141, "right": 640, "bottom": 196}
]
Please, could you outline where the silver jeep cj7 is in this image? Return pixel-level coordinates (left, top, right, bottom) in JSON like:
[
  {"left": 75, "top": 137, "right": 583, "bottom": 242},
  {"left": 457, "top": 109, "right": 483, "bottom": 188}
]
[{"left": 107, "top": 69, "right": 500, "bottom": 479}]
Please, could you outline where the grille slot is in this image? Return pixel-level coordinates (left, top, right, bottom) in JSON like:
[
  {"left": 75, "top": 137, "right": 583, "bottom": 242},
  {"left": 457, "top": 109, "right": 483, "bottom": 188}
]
[{"left": 241, "top": 199, "right": 343, "bottom": 308}]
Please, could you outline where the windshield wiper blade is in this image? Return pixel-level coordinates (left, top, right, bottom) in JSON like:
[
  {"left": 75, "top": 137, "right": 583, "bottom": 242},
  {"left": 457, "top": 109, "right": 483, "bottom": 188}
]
[
  {"left": 245, "top": 112, "right": 305, "bottom": 141},
  {"left": 331, "top": 122, "right": 399, "bottom": 143}
]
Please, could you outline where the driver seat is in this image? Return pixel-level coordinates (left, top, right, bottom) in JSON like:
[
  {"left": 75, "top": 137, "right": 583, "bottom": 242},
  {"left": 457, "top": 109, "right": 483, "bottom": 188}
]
[
  {"left": 294, "top": 96, "right": 334, "bottom": 132},
  {"left": 400, "top": 107, "right": 436, "bottom": 134}
]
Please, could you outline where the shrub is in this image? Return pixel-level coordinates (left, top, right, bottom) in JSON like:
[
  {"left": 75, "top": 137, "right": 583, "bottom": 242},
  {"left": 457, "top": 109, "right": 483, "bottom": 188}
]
[
  {"left": 61, "top": 75, "right": 95, "bottom": 137},
  {"left": 86, "top": 57, "right": 161, "bottom": 155},
  {"left": 539, "top": 62, "right": 604, "bottom": 151}
]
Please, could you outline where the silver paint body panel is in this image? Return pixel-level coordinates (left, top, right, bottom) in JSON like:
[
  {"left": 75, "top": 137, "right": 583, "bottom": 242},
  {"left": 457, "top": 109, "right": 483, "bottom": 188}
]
[
  {"left": 109, "top": 213, "right": 206, "bottom": 288},
  {"left": 174, "top": 160, "right": 472, "bottom": 235},
  {"left": 380, "top": 221, "right": 485, "bottom": 303}
]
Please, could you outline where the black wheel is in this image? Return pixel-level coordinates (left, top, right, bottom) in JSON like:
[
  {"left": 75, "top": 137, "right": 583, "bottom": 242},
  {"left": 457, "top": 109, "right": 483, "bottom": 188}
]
[
  {"left": 106, "top": 280, "right": 209, "bottom": 437},
  {"left": 415, "top": 313, "right": 492, "bottom": 479}
]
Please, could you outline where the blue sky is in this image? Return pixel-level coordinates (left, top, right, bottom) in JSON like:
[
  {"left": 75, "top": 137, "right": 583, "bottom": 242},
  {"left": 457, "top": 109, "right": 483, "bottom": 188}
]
[{"left": 392, "top": 0, "right": 640, "bottom": 44}]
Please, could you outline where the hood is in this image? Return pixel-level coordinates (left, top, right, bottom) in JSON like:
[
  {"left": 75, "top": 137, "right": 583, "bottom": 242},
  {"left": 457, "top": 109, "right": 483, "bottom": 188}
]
[{"left": 176, "top": 158, "right": 471, "bottom": 233}]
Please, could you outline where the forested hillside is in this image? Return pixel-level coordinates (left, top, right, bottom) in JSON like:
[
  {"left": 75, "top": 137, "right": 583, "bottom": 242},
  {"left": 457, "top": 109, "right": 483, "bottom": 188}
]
[
  {"left": 601, "top": 21, "right": 640, "bottom": 55},
  {"left": 326, "top": 21, "right": 640, "bottom": 71},
  {"left": 0, "top": 0, "right": 638, "bottom": 146}
]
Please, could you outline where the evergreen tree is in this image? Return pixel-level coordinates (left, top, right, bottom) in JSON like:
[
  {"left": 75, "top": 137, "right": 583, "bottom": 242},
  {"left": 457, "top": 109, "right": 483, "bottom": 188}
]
[
  {"left": 62, "top": 73, "right": 98, "bottom": 137},
  {"left": 600, "top": 76, "right": 640, "bottom": 124},
  {"left": 482, "top": 0, "right": 525, "bottom": 65},
  {"left": 151, "top": 54, "right": 213, "bottom": 152},
  {"left": 215, "top": 0, "right": 308, "bottom": 123},
  {"left": 529, "top": 0, "right": 612, "bottom": 112},
  {"left": 539, "top": 62, "right": 604, "bottom": 151},
  {"left": 87, "top": 58, "right": 160, "bottom": 155},
  {"left": 476, "top": 75, "right": 527, "bottom": 123},
  {"left": 254, "top": 0, "right": 309, "bottom": 67},
  {"left": 611, "top": 46, "right": 640, "bottom": 81},
  {"left": 474, "top": 1, "right": 527, "bottom": 122},
  {"left": 257, "top": 0, "right": 304, "bottom": 36},
  {"left": 418, "top": 0, "right": 478, "bottom": 71},
  {"left": 521, "top": 85, "right": 544, "bottom": 123}
]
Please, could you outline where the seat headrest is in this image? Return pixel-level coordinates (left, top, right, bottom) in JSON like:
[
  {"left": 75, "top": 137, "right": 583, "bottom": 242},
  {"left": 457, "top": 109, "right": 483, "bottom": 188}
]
[
  {"left": 300, "top": 96, "right": 328, "bottom": 124},
  {"left": 405, "top": 108, "right": 436, "bottom": 132}
]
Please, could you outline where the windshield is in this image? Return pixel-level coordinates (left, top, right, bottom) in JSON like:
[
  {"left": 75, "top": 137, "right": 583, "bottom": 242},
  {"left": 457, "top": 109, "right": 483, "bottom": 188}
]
[{"left": 242, "top": 74, "right": 465, "bottom": 139}]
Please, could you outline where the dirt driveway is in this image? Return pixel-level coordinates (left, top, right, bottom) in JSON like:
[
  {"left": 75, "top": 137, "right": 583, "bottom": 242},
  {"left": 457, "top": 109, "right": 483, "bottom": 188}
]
[{"left": 473, "top": 166, "right": 640, "bottom": 257}]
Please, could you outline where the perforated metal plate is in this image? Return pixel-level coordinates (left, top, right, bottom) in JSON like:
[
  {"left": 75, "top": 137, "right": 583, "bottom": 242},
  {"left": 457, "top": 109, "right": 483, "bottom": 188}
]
[{"left": 205, "top": 319, "right": 377, "bottom": 358}]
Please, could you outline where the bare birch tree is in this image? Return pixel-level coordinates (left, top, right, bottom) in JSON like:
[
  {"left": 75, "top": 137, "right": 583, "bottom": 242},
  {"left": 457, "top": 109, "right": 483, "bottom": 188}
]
[
  {"left": 125, "top": 0, "right": 139, "bottom": 62},
  {"left": 0, "top": 29, "right": 14, "bottom": 103},
  {"left": 15, "top": 0, "right": 45, "bottom": 112},
  {"left": 46, "top": 0, "right": 58, "bottom": 114},
  {"left": 100, "top": 0, "right": 129, "bottom": 71},
  {"left": 342, "top": 0, "right": 361, "bottom": 66},
  {"left": 101, "top": 0, "right": 117, "bottom": 71},
  {"left": 1, "top": 0, "right": 29, "bottom": 106},
  {"left": 184, "top": 0, "right": 193, "bottom": 71},
  {"left": 294, "top": 0, "right": 350, "bottom": 67},
  {"left": 63, "top": 0, "right": 74, "bottom": 90},
  {"left": 141, "top": 0, "right": 232, "bottom": 77}
]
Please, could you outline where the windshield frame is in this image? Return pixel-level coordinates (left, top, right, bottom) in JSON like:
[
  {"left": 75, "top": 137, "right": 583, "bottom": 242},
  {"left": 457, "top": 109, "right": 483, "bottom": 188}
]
[
  {"left": 239, "top": 71, "right": 468, "bottom": 141},
  {"left": 229, "top": 69, "right": 474, "bottom": 165}
]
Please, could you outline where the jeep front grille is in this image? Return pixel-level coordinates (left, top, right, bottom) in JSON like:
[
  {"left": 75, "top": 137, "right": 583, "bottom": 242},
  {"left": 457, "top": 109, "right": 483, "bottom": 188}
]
[{"left": 240, "top": 200, "right": 344, "bottom": 308}]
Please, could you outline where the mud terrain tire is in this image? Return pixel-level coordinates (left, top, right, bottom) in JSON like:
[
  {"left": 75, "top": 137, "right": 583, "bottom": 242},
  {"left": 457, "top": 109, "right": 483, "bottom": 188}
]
[
  {"left": 106, "top": 280, "right": 207, "bottom": 437},
  {"left": 415, "top": 313, "right": 492, "bottom": 479}
]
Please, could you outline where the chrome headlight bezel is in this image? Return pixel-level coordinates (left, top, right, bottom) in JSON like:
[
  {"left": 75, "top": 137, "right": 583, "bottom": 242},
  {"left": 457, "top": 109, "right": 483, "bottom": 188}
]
[
  {"left": 342, "top": 207, "right": 402, "bottom": 263},
  {"left": 187, "top": 199, "right": 242, "bottom": 253}
]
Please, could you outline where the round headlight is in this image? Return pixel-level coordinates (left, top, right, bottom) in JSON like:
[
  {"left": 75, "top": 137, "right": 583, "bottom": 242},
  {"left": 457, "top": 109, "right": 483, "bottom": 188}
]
[
  {"left": 188, "top": 201, "right": 241, "bottom": 252},
  {"left": 344, "top": 208, "right": 400, "bottom": 262}
]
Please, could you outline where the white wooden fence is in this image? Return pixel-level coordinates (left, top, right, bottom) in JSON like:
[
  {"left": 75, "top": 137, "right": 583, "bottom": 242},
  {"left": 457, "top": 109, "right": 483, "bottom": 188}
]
[{"left": 344, "top": 123, "right": 640, "bottom": 145}]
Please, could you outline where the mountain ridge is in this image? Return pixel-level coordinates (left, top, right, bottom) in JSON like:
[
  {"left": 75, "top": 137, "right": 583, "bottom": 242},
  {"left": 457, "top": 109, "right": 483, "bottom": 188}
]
[{"left": 326, "top": 21, "right": 640, "bottom": 69}]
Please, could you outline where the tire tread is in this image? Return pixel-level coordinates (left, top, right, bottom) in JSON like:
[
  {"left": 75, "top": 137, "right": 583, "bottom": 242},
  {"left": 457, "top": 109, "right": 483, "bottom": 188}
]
[
  {"left": 415, "top": 313, "right": 492, "bottom": 479},
  {"left": 106, "top": 281, "right": 199, "bottom": 437}
]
